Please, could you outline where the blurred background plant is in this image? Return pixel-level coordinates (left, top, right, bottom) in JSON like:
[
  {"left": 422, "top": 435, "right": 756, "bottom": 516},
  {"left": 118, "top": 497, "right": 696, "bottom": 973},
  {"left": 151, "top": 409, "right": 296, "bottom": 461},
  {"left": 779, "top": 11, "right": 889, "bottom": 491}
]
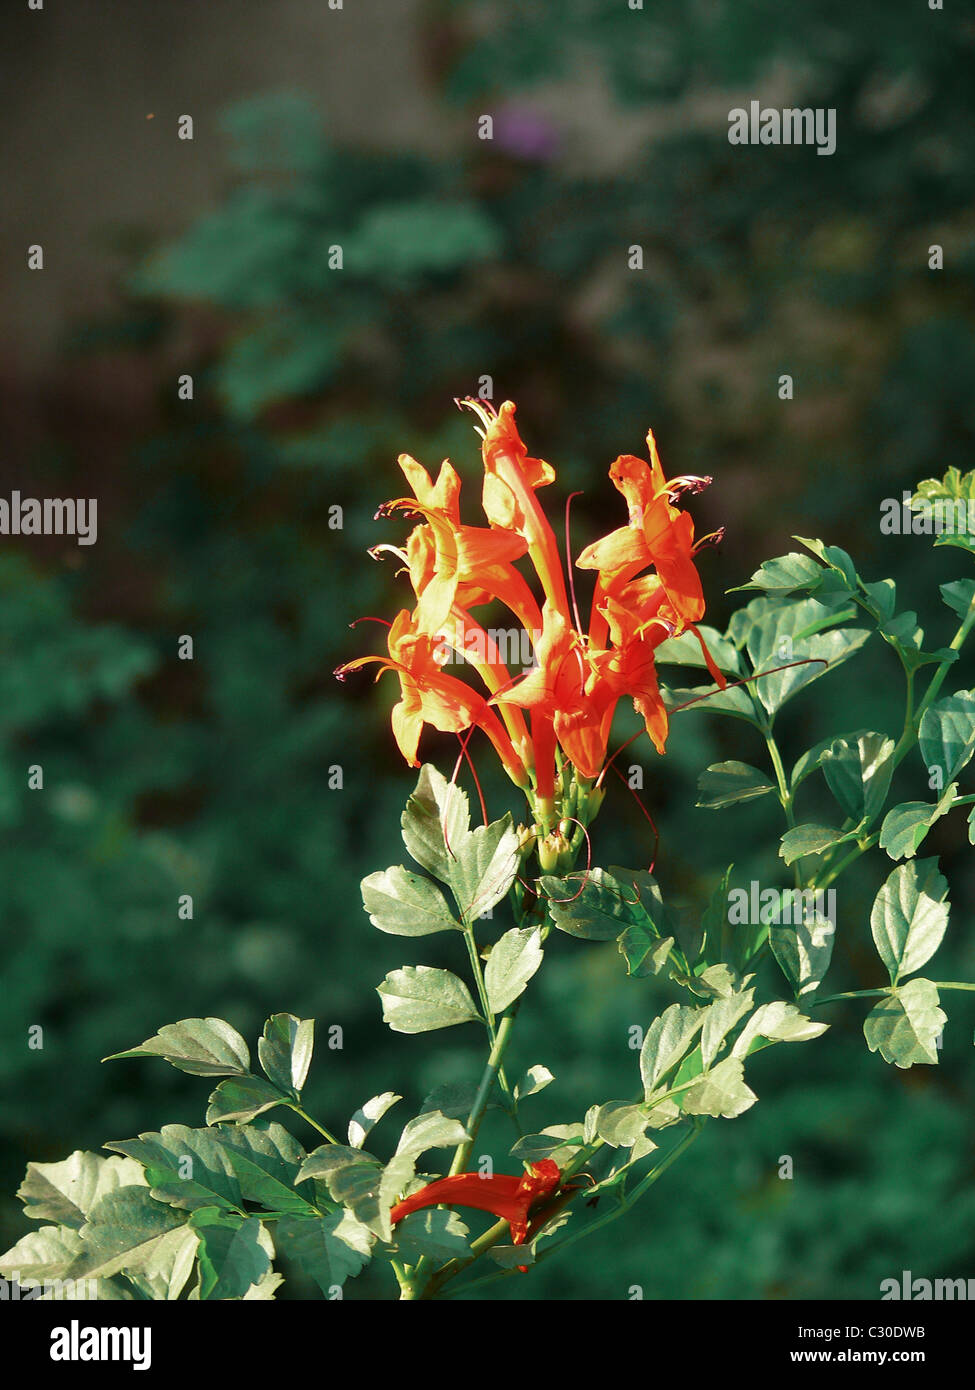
[{"left": 1, "top": 0, "right": 974, "bottom": 1298}]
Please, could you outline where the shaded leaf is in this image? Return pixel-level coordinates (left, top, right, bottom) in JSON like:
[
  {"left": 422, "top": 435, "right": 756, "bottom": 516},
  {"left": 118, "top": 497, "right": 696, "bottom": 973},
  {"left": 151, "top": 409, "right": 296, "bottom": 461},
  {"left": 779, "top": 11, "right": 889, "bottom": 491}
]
[
  {"left": 918, "top": 691, "right": 975, "bottom": 782},
  {"left": 276, "top": 1211, "right": 372, "bottom": 1294},
  {"left": 878, "top": 784, "right": 956, "bottom": 861},
  {"left": 696, "top": 761, "right": 775, "bottom": 809},
  {"left": 780, "top": 823, "right": 857, "bottom": 865},
  {"left": 206, "top": 1076, "right": 287, "bottom": 1126},
  {"left": 190, "top": 1208, "right": 272, "bottom": 1300},
  {"left": 820, "top": 732, "right": 895, "bottom": 822}
]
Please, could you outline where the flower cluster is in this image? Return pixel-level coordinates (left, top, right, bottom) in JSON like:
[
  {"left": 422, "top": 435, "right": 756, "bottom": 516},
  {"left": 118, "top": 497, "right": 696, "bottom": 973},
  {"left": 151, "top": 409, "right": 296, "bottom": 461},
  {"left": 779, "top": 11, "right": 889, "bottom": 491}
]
[{"left": 336, "top": 400, "right": 724, "bottom": 832}]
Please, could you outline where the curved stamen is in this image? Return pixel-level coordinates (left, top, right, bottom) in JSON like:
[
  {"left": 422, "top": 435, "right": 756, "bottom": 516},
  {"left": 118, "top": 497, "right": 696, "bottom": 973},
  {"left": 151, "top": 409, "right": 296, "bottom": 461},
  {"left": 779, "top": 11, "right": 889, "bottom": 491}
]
[{"left": 564, "top": 491, "right": 586, "bottom": 641}]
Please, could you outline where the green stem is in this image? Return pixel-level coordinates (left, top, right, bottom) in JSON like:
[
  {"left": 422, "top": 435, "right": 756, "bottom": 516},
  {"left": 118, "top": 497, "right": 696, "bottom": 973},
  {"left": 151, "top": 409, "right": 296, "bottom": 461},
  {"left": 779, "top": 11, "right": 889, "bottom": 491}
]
[
  {"left": 463, "top": 928, "right": 516, "bottom": 1111},
  {"left": 810, "top": 832, "right": 879, "bottom": 892},
  {"left": 814, "top": 988, "right": 892, "bottom": 1006},
  {"left": 288, "top": 1103, "right": 339, "bottom": 1146},
  {"left": 450, "top": 1010, "right": 519, "bottom": 1176},
  {"left": 764, "top": 726, "right": 802, "bottom": 889},
  {"left": 410, "top": 1006, "right": 521, "bottom": 1297},
  {"left": 902, "top": 593, "right": 975, "bottom": 751}
]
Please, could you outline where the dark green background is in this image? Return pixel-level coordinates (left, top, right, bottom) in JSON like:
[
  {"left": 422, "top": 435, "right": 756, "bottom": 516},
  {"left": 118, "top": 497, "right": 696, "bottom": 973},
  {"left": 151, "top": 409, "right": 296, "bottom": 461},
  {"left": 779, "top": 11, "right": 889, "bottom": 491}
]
[{"left": 2, "top": 1, "right": 974, "bottom": 1298}]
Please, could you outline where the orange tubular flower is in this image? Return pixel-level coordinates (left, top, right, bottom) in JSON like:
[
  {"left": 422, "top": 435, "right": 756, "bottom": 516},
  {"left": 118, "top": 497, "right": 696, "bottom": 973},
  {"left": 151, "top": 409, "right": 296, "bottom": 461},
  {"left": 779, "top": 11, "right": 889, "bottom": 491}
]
[
  {"left": 385, "top": 454, "right": 543, "bottom": 638},
  {"left": 467, "top": 399, "right": 572, "bottom": 624},
  {"left": 389, "top": 1159, "right": 563, "bottom": 1252},
  {"left": 334, "top": 609, "right": 530, "bottom": 788},
  {"left": 577, "top": 431, "right": 726, "bottom": 690},
  {"left": 339, "top": 401, "right": 724, "bottom": 816},
  {"left": 497, "top": 602, "right": 615, "bottom": 792}
]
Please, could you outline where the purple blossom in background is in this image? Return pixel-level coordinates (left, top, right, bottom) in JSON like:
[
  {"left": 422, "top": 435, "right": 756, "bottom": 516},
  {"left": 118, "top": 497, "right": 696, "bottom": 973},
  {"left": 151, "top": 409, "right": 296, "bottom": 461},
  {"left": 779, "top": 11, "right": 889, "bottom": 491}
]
[{"left": 493, "top": 104, "right": 561, "bottom": 161}]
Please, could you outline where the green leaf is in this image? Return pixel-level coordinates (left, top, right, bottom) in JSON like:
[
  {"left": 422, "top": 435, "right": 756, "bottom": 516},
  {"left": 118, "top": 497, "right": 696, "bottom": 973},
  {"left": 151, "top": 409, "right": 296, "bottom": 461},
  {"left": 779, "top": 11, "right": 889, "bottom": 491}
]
[
  {"left": 105, "top": 1125, "right": 243, "bottom": 1213},
  {"left": 769, "top": 912, "right": 836, "bottom": 996},
  {"left": 361, "top": 867, "right": 462, "bottom": 936},
  {"left": 617, "top": 926, "right": 674, "bottom": 978},
  {"left": 484, "top": 926, "right": 544, "bottom": 1013},
  {"left": 861, "top": 578, "right": 898, "bottom": 622},
  {"left": 103, "top": 1017, "right": 250, "bottom": 1076},
  {"left": 940, "top": 578, "right": 975, "bottom": 622},
  {"left": 878, "top": 784, "right": 956, "bottom": 861},
  {"left": 17, "top": 1153, "right": 147, "bottom": 1230},
  {"left": 584, "top": 1104, "right": 600, "bottom": 1145},
  {"left": 75, "top": 1187, "right": 197, "bottom": 1297},
  {"left": 780, "top": 823, "right": 857, "bottom": 865},
  {"left": 791, "top": 729, "right": 871, "bottom": 791},
  {"left": 400, "top": 764, "right": 470, "bottom": 885},
  {"left": 696, "top": 761, "right": 775, "bottom": 809},
  {"left": 514, "top": 1065, "right": 555, "bottom": 1101},
  {"left": 542, "top": 866, "right": 673, "bottom": 941},
  {"left": 919, "top": 691, "right": 975, "bottom": 782},
  {"left": 258, "top": 1013, "right": 315, "bottom": 1094},
  {"left": 206, "top": 1076, "right": 287, "bottom": 1126},
  {"left": 217, "top": 1123, "right": 316, "bottom": 1216},
  {"left": 661, "top": 681, "right": 761, "bottom": 726},
  {"left": 242, "top": 1270, "right": 284, "bottom": 1300},
  {"left": 449, "top": 816, "right": 521, "bottom": 920},
  {"left": 876, "top": 610, "right": 958, "bottom": 673},
  {"left": 692, "top": 963, "right": 747, "bottom": 1000},
  {"left": 682, "top": 1056, "right": 758, "bottom": 1118},
  {"left": 510, "top": 1126, "right": 586, "bottom": 1166},
  {"left": 700, "top": 987, "right": 756, "bottom": 1069},
  {"left": 190, "top": 1208, "right": 273, "bottom": 1300},
  {"left": 863, "top": 979, "right": 946, "bottom": 1067},
  {"left": 419, "top": 1080, "right": 479, "bottom": 1120},
  {"left": 911, "top": 470, "right": 975, "bottom": 552},
  {"left": 654, "top": 624, "right": 742, "bottom": 675},
  {"left": 296, "top": 1148, "right": 415, "bottom": 1242},
  {"left": 870, "top": 858, "right": 950, "bottom": 984},
  {"left": 388, "top": 1209, "right": 470, "bottom": 1265},
  {"left": 793, "top": 538, "right": 859, "bottom": 589},
  {"left": 733, "top": 552, "right": 826, "bottom": 595},
  {"left": 0, "top": 1224, "right": 85, "bottom": 1282},
  {"left": 733, "top": 1002, "right": 829, "bottom": 1057},
  {"left": 348, "top": 1092, "right": 402, "bottom": 1149},
  {"left": 595, "top": 1102, "right": 654, "bottom": 1149},
  {"left": 275, "top": 1211, "right": 372, "bottom": 1295},
  {"left": 744, "top": 596, "right": 871, "bottom": 716},
  {"left": 377, "top": 965, "right": 481, "bottom": 1033},
  {"left": 819, "top": 732, "right": 895, "bottom": 822},
  {"left": 394, "top": 1110, "right": 469, "bottom": 1158},
  {"left": 639, "top": 1003, "right": 705, "bottom": 1095}
]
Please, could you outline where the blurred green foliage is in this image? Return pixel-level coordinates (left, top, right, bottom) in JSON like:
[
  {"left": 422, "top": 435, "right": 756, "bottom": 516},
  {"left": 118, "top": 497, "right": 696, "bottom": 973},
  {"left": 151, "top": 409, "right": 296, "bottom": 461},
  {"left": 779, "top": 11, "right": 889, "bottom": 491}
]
[{"left": 3, "top": 2, "right": 975, "bottom": 1297}]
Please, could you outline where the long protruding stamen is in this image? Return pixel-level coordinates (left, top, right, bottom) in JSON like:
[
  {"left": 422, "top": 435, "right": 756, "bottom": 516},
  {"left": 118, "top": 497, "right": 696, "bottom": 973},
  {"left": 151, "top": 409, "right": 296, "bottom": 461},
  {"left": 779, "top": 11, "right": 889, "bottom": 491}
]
[
  {"left": 564, "top": 490, "right": 586, "bottom": 641},
  {"left": 608, "top": 762, "right": 660, "bottom": 874},
  {"left": 452, "top": 734, "right": 489, "bottom": 828}
]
